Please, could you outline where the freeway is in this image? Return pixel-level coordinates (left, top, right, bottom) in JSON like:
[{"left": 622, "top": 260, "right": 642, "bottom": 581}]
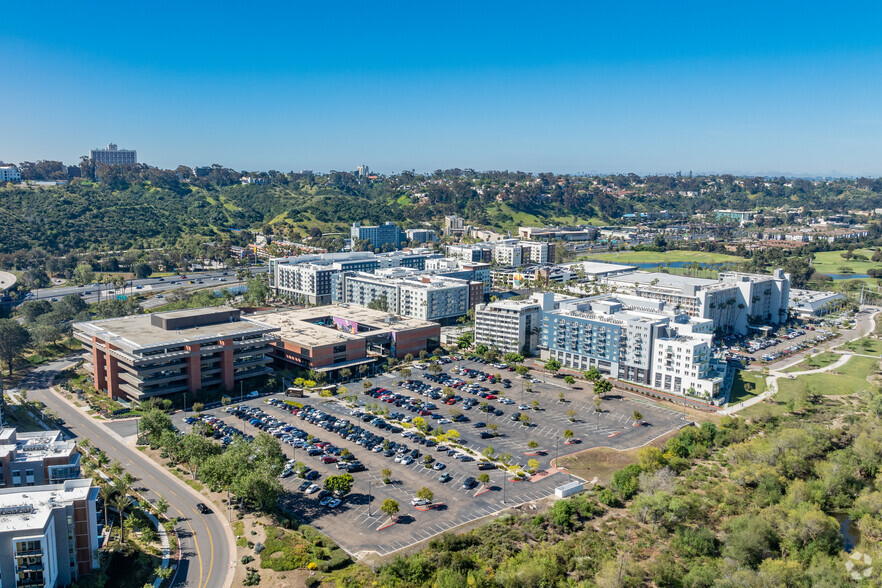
[
  {"left": 28, "top": 266, "right": 268, "bottom": 304},
  {"left": 20, "top": 360, "right": 234, "bottom": 588}
]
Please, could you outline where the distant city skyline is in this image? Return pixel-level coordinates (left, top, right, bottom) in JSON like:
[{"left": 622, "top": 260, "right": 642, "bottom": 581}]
[{"left": 3, "top": 1, "right": 882, "bottom": 176}]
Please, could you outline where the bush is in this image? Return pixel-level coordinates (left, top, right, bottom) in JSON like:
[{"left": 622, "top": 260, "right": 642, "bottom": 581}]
[
  {"left": 254, "top": 542, "right": 265, "bottom": 554},
  {"left": 318, "top": 548, "right": 351, "bottom": 572},
  {"left": 304, "top": 577, "right": 320, "bottom": 588},
  {"left": 241, "top": 555, "right": 254, "bottom": 564},
  {"left": 596, "top": 488, "right": 622, "bottom": 508}
]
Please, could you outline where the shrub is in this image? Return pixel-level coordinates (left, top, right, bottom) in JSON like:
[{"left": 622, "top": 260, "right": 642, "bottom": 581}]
[
  {"left": 304, "top": 577, "right": 320, "bottom": 588},
  {"left": 318, "top": 548, "right": 351, "bottom": 572},
  {"left": 596, "top": 488, "right": 622, "bottom": 508},
  {"left": 254, "top": 542, "right": 265, "bottom": 554},
  {"left": 241, "top": 555, "right": 254, "bottom": 564}
]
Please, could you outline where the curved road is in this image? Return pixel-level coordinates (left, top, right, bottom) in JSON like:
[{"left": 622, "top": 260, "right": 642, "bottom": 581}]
[{"left": 20, "top": 360, "right": 234, "bottom": 588}]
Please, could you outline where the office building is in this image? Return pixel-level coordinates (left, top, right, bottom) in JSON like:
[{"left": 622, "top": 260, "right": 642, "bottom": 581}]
[
  {"left": 0, "top": 429, "right": 80, "bottom": 489},
  {"left": 0, "top": 165, "right": 21, "bottom": 183},
  {"left": 444, "top": 215, "right": 467, "bottom": 237},
  {"left": 89, "top": 143, "right": 136, "bottom": 166},
  {"left": 73, "top": 307, "right": 279, "bottom": 400},
  {"left": 601, "top": 269, "right": 790, "bottom": 335},
  {"left": 789, "top": 288, "right": 847, "bottom": 319},
  {"left": 350, "top": 222, "right": 406, "bottom": 250},
  {"left": 715, "top": 210, "right": 754, "bottom": 226},
  {"left": 446, "top": 244, "right": 492, "bottom": 263},
  {"left": 356, "top": 165, "right": 369, "bottom": 178},
  {"left": 334, "top": 270, "right": 482, "bottom": 323},
  {"left": 518, "top": 226, "right": 599, "bottom": 242},
  {"left": 474, "top": 292, "right": 571, "bottom": 356},
  {"left": 0, "top": 479, "right": 99, "bottom": 587},
  {"left": 405, "top": 228, "right": 437, "bottom": 244},
  {"left": 259, "top": 306, "right": 440, "bottom": 378}
]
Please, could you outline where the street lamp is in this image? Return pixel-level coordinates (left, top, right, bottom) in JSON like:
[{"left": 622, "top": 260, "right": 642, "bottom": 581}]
[{"left": 367, "top": 480, "right": 374, "bottom": 516}]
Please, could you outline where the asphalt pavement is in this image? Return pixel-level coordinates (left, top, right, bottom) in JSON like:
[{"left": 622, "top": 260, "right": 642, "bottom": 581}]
[{"left": 18, "top": 359, "right": 234, "bottom": 588}]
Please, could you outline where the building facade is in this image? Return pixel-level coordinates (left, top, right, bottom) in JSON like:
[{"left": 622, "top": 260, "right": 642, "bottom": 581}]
[
  {"left": 350, "top": 222, "right": 406, "bottom": 250},
  {"left": 89, "top": 143, "right": 136, "bottom": 166},
  {"left": 73, "top": 307, "right": 279, "bottom": 400},
  {"left": 0, "top": 479, "right": 99, "bottom": 587},
  {"left": 405, "top": 228, "right": 438, "bottom": 243},
  {"left": 0, "top": 429, "right": 80, "bottom": 489},
  {"left": 0, "top": 165, "right": 21, "bottom": 182}
]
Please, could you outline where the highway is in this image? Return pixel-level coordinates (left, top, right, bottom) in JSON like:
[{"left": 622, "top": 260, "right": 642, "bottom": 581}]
[
  {"left": 28, "top": 266, "right": 268, "bottom": 304},
  {"left": 21, "top": 360, "right": 234, "bottom": 588}
]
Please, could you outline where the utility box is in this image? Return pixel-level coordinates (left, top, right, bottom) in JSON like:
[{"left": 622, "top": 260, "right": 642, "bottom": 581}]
[{"left": 555, "top": 481, "right": 584, "bottom": 498}]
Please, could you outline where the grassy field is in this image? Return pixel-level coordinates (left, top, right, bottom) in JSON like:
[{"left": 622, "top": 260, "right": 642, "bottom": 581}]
[
  {"left": 812, "top": 249, "right": 882, "bottom": 276},
  {"left": 840, "top": 337, "right": 882, "bottom": 356},
  {"left": 782, "top": 351, "right": 842, "bottom": 372},
  {"left": 484, "top": 202, "right": 603, "bottom": 231},
  {"left": 748, "top": 355, "right": 879, "bottom": 421},
  {"left": 554, "top": 429, "right": 679, "bottom": 485},
  {"left": 728, "top": 370, "right": 767, "bottom": 404},
  {"left": 581, "top": 250, "right": 745, "bottom": 265}
]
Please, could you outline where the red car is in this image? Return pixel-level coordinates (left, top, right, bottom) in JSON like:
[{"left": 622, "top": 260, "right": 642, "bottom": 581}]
[
  {"left": 321, "top": 456, "right": 337, "bottom": 464},
  {"left": 418, "top": 410, "right": 431, "bottom": 416},
  {"left": 486, "top": 394, "right": 497, "bottom": 400}
]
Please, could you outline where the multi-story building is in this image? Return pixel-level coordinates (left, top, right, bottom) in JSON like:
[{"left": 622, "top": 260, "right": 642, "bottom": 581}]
[
  {"left": 446, "top": 244, "right": 492, "bottom": 263},
  {"left": 518, "top": 226, "right": 598, "bottom": 242},
  {"left": 271, "top": 251, "right": 437, "bottom": 304},
  {"left": 259, "top": 306, "right": 440, "bottom": 378},
  {"left": 474, "top": 293, "right": 571, "bottom": 356},
  {"left": 444, "top": 215, "right": 467, "bottom": 237},
  {"left": 651, "top": 328, "right": 720, "bottom": 398},
  {"left": 492, "top": 242, "right": 523, "bottom": 266},
  {"left": 350, "top": 222, "right": 406, "bottom": 250},
  {"left": 0, "top": 479, "right": 99, "bottom": 587},
  {"left": 0, "top": 165, "right": 21, "bottom": 183},
  {"left": 334, "top": 270, "right": 481, "bottom": 323},
  {"left": 601, "top": 268, "right": 790, "bottom": 335},
  {"left": 73, "top": 307, "right": 279, "bottom": 400},
  {"left": 405, "top": 228, "right": 437, "bottom": 243},
  {"left": 0, "top": 429, "right": 80, "bottom": 489},
  {"left": 715, "top": 210, "right": 754, "bottom": 226},
  {"left": 356, "top": 165, "right": 370, "bottom": 178},
  {"left": 424, "top": 258, "right": 492, "bottom": 296},
  {"left": 89, "top": 143, "right": 136, "bottom": 166}
]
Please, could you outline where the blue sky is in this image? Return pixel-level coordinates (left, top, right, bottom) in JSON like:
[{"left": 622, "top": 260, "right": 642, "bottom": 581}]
[{"left": 3, "top": 1, "right": 882, "bottom": 176}]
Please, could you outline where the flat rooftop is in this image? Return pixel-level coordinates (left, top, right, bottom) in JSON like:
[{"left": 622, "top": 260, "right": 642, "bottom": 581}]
[
  {"left": 73, "top": 306, "right": 279, "bottom": 353},
  {"left": 0, "top": 429, "right": 74, "bottom": 462},
  {"left": 257, "top": 306, "right": 438, "bottom": 348},
  {"left": 0, "top": 479, "right": 94, "bottom": 533},
  {"left": 605, "top": 271, "right": 716, "bottom": 289},
  {"left": 563, "top": 261, "right": 637, "bottom": 275}
]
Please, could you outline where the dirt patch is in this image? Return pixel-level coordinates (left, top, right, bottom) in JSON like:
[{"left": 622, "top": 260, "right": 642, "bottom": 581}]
[{"left": 554, "top": 429, "right": 679, "bottom": 485}]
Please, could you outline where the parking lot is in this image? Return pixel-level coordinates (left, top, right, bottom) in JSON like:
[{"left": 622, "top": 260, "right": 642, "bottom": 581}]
[
  {"left": 722, "top": 327, "right": 837, "bottom": 364},
  {"left": 172, "top": 357, "right": 687, "bottom": 557}
]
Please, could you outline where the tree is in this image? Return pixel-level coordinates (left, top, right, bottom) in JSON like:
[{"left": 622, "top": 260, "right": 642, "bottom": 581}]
[
  {"left": 192, "top": 402, "right": 204, "bottom": 413},
  {"left": 564, "top": 375, "right": 575, "bottom": 388},
  {"left": 584, "top": 366, "right": 601, "bottom": 382},
  {"left": 482, "top": 444, "right": 495, "bottom": 458},
  {"left": 527, "top": 440, "right": 539, "bottom": 450},
  {"left": 563, "top": 429, "right": 574, "bottom": 442},
  {"left": 73, "top": 263, "right": 95, "bottom": 285},
  {"left": 381, "top": 498, "right": 400, "bottom": 519},
  {"left": 515, "top": 365, "right": 529, "bottom": 377},
  {"left": 567, "top": 408, "right": 577, "bottom": 422},
  {"left": 723, "top": 514, "right": 780, "bottom": 568},
  {"left": 114, "top": 494, "right": 133, "bottom": 543},
  {"left": 594, "top": 378, "right": 612, "bottom": 397},
  {"left": 340, "top": 368, "right": 352, "bottom": 381},
  {"left": 132, "top": 262, "right": 153, "bottom": 279},
  {"left": 324, "top": 473, "right": 354, "bottom": 496},
  {"left": 446, "top": 429, "right": 460, "bottom": 443},
  {"left": 0, "top": 319, "right": 30, "bottom": 376},
  {"left": 527, "top": 459, "right": 540, "bottom": 472},
  {"left": 367, "top": 294, "right": 389, "bottom": 312},
  {"left": 416, "top": 486, "right": 434, "bottom": 502},
  {"left": 558, "top": 391, "right": 566, "bottom": 402},
  {"left": 99, "top": 484, "right": 117, "bottom": 529},
  {"left": 487, "top": 423, "right": 498, "bottom": 434},
  {"left": 545, "top": 359, "right": 561, "bottom": 375},
  {"left": 381, "top": 468, "right": 392, "bottom": 484},
  {"left": 404, "top": 353, "right": 414, "bottom": 363},
  {"left": 531, "top": 400, "right": 540, "bottom": 410},
  {"left": 552, "top": 498, "right": 576, "bottom": 530},
  {"left": 477, "top": 473, "right": 490, "bottom": 485},
  {"left": 518, "top": 414, "right": 531, "bottom": 426},
  {"left": 30, "top": 324, "right": 61, "bottom": 348},
  {"left": 412, "top": 417, "right": 427, "bottom": 431},
  {"left": 155, "top": 496, "right": 169, "bottom": 516},
  {"left": 632, "top": 410, "right": 643, "bottom": 426},
  {"left": 428, "top": 363, "right": 442, "bottom": 375},
  {"left": 180, "top": 433, "right": 221, "bottom": 479}
]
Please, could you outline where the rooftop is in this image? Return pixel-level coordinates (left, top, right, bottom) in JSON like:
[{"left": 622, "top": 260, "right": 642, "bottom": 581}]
[
  {"left": 0, "top": 428, "right": 75, "bottom": 462},
  {"left": 562, "top": 261, "right": 638, "bottom": 276},
  {"left": 0, "top": 479, "right": 95, "bottom": 533},
  {"left": 606, "top": 271, "right": 716, "bottom": 289},
  {"left": 256, "top": 305, "right": 438, "bottom": 348},
  {"left": 73, "top": 306, "right": 279, "bottom": 353}
]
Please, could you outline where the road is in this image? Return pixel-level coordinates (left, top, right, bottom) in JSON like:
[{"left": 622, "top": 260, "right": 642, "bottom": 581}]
[
  {"left": 28, "top": 266, "right": 268, "bottom": 304},
  {"left": 20, "top": 360, "right": 234, "bottom": 588}
]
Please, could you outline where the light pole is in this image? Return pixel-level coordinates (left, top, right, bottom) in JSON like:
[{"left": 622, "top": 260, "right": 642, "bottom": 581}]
[
  {"left": 502, "top": 474, "right": 506, "bottom": 504},
  {"left": 367, "top": 480, "right": 373, "bottom": 516},
  {"left": 182, "top": 390, "right": 187, "bottom": 413}
]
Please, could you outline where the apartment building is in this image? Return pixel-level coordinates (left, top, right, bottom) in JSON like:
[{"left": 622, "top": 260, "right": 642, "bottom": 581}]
[
  {"left": 89, "top": 143, "right": 136, "bottom": 165},
  {"left": 258, "top": 306, "right": 440, "bottom": 378},
  {"left": 444, "top": 215, "right": 467, "bottom": 237},
  {"left": 518, "top": 226, "right": 598, "bottom": 242},
  {"left": 350, "top": 222, "right": 406, "bottom": 250},
  {"left": 602, "top": 268, "right": 790, "bottom": 335},
  {"left": 651, "top": 330, "right": 720, "bottom": 398},
  {"left": 334, "top": 271, "right": 481, "bottom": 323},
  {"left": 424, "top": 258, "right": 492, "bottom": 295},
  {"left": 0, "top": 429, "right": 80, "bottom": 489},
  {"left": 474, "top": 292, "right": 571, "bottom": 356},
  {"left": 0, "top": 479, "right": 99, "bottom": 587},
  {"left": 0, "top": 165, "right": 21, "bottom": 183},
  {"left": 73, "top": 307, "right": 279, "bottom": 400},
  {"left": 405, "top": 228, "right": 437, "bottom": 243},
  {"left": 446, "top": 244, "right": 492, "bottom": 263}
]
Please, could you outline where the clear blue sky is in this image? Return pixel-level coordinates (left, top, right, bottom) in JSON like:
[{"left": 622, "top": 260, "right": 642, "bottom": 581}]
[{"left": 3, "top": 1, "right": 882, "bottom": 176}]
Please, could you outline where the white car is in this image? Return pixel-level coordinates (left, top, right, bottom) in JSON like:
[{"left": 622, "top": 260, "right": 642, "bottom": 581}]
[
  {"left": 438, "top": 418, "right": 452, "bottom": 425},
  {"left": 400, "top": 456, "right": 414, "bottom": 465},
  {"left": 411, "top": 497, "right": 430, "bottom": 506},
  {"left": 372, "top": 445, "right": 384, "bottom": 453},
  {"left": 519, "top": 404, "right": 530, "bottom": 410},
  {"left": 305, "top": 484, "right": 319, "bottom": 494},
  {"left": 394, "top": 454, "right": 404, "bottom": 463}
]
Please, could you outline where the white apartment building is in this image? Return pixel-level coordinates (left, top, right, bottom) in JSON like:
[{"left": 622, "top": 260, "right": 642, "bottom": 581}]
[
  {"left": 492, "top": 243, "right": 523, "bottom": 266},
  {"left": 474, "top": 294, "right": 545, "bottom": 355},
  {"left": 651, "top": 331, "right": 719, "bottom": 399},
  {"left": 0, "top": 165, "right": 21, "bottom": 182},
  {"left": 89, "top": 143, "right": 136, "bottom": 165},
  {"left": 0, "top": 479, "right": 99, "bottom": 587}
]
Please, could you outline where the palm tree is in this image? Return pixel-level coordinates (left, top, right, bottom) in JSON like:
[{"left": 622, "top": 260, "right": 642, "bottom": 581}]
[
  {"left": 114, "top": 494, "right": 133, "bottom": 543},
  {"left": 99, "top": 484, "right": 117, "bottom": 529}
]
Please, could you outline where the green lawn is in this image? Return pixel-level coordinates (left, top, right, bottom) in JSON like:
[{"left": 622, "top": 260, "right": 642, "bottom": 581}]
[
  {"left": 782, "top": 352, "right": 842, "bottom": 373},
  {"left": 483, "top": 202, "right": 603, "bottom": 232},
  {"left": 776, "top": 355, "right": 877, "bottom": 400},
  {"left": 811, "top": 249, "right": 882, "bottom": 276},
  {"left": 582, "top": 250, "right": 745, "bottom": 265},
  {"left": 840, "top": 337, "right": 882, "bottom": 357},
  {"left": 729, "top": 370, "right": 767, "bottom": 404}
]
